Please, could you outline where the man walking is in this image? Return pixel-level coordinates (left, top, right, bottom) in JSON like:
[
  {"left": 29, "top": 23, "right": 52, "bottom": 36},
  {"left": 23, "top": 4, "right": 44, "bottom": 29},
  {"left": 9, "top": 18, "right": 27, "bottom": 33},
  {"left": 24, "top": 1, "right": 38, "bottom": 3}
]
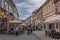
[
  {"left": 15, "top": 27, "right": 19, "bottom": 36},
  {"left": 27, "top": 26, "right": 31, "bottom": 34},
  {"left": 13, "top": 26, "right": 19, "bottom": 36}
]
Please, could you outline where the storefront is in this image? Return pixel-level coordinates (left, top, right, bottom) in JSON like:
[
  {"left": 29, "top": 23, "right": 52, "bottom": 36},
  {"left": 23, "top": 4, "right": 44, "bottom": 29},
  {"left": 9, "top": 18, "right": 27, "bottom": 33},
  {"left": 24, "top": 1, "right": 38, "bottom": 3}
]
[
  {"left": 0, "top": 18, "right": 6, "bottom": 32},
  {"left": 0, "top": 8, "right": 6, "bottom": 32},
  {"left": 44, "top": 15, "right": 60, "bottom": 33},
  {"left": 9, "top": 20, "right": 22, "bottom": 29},
  {"left": 5, "top": 13, "right": 13, "bottom": 31}
]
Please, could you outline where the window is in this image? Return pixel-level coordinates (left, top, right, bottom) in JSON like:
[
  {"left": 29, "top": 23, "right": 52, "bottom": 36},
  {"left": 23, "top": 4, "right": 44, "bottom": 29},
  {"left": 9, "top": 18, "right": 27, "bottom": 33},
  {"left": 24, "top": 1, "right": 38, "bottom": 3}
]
[
  {"left": 0, "top": 0, "right": 2, "bottom": 7},
  {"left": 49, "top": 24, "right": 52, "bottom": 29},
  {"left": 5, "top": 2, "right": 9, "bottom": 11},
  {"left": 11, "top": 8, "right": 13, "bottom": 13},
  {"left": 54, "top": 0, "right": 58, "bottom": 3},
  {"left": 9, "top": 6, "right": 11, "bottom": 12},
  {"left": 44, "top": 24, "right": 46, "bottom": 29},
  {"left": 49, "top": 23, "right": 55, "bottom": 29},
  {"left": 56, "top": 23, "right": 58, "bottom": 29},
  {"left": 55, "top": 8, "right": 58, "bottom": 11},
  {"left": 2, "top": 0, "right": 5, "bottom": 9},
  {"left": 49, "top": 5, "right": 50, "bottom": 8},
  {"left": 48, "top": 5, "right": 50, "bottom": 12},
  {"left": 46, "top": 7, "right": 48, "bottom": 12},
  {"left": 59, "top": 23, "right": 60, "bottom": 27}
]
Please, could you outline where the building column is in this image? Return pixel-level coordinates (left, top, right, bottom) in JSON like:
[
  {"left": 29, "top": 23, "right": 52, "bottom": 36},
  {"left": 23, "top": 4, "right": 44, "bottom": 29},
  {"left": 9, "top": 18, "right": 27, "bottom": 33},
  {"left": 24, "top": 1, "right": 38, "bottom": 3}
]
[
  {"left": 58, "top": 22, "right": 60, "bottom": 33},
  {"left": 6, "top": 20, "right": 9, "bottom": 31},
  {"left": 46, "top": 24, "right": 47, "bottom": 30}
]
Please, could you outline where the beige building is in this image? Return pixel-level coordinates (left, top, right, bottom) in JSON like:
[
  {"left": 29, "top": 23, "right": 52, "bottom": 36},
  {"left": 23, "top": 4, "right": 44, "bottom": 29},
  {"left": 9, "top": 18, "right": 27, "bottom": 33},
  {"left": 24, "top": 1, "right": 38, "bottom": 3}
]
[
  {"left": 23, "top": 0, "right": 60, "bottom": 32},
  {"left": 41, "top": 0, "right": 60, "bottom": 33},
  {"left": 22, "top": 15, "right": 34, "bottom": 28},
  {"left": 31, "top": 0, "right": 60, "bottom": 32},
  {"left": 31, "top": 8, "right": 43, "bottom": 29},
  {"left": 25, "top": 16, "right": 32, "bottom": 27}
]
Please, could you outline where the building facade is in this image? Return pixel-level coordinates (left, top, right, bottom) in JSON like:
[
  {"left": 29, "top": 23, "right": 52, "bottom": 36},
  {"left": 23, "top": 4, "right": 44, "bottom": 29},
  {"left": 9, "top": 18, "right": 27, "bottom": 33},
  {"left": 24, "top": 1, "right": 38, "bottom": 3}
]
[
  {"left": 0, "top": 0, "right": 19, "bottom": 32},
  {"left": 40, "top": 0, "right": 60, "bottom": 33},
  {"left": 23, "top": 0, "right": 60, "bottom": 33},
  {"left": 31, "top": 8, "right": 43, "bottom": 29},
  {"left": 31, "top": 0, "right": 60, "bottom": 32}
]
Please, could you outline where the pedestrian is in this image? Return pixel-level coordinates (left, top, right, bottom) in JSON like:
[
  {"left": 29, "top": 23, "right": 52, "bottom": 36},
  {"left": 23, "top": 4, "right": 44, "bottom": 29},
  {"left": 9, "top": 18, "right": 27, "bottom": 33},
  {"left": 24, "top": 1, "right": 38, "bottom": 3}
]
[
  {"left": 30, "top": 28, "right": 32, "bottom": 34},
  {"left": 13, "top": 26, "right": 19, "bottom": 36},
  {"left": 11, "top": 27, "right": 13, "bottom": 34},
  {"left": 13, "top": 26, "right": 16, "bottom": 35},
  {"left": 15, "top": 27, "right": 19, "bottom": 36},
  {"left": 27, "top": 27, "right": 30, "bottom": 34}
]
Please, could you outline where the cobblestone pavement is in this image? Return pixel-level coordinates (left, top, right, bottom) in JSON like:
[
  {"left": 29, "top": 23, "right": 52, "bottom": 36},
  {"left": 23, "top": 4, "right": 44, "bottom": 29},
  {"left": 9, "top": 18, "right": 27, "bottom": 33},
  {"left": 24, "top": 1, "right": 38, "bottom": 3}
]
[
  {"left": 33, "top": 31, "right": 56, "bottom": 40},
  {"left": 0, "top": 33, "right": 40, "bottom": 40}
]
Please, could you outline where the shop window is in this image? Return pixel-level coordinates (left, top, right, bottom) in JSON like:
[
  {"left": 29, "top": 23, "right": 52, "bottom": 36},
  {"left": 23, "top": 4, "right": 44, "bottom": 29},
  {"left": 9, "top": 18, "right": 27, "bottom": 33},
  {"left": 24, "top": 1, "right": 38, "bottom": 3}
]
[
  {"left": 59, "top": 23, "right": 60, "bottom": 27},
  {"left": 49, "top": 24, "right": 52, "bottom": 29},
  {"left": 56, "top": 23, "right": 58, "bottom": 29},
  {"left": 0, "top": 18, "right": 5, "bottom": 32},
  {"left": 44, "top": 24, "right": 46, "bottom": 29},
  {"left": 49, "top": 23, "right": 55, "bottom": 29},
  {"left": 55, "top": 8, "right": 58, "bottom": 11}
]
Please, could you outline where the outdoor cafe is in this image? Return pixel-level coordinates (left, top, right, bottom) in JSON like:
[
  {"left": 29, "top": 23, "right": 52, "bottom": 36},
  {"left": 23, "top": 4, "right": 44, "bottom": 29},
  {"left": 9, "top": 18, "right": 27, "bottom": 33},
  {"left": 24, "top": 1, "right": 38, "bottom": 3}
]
[{"left": 44, "top": 15, "right": 60, "bottom": 39}]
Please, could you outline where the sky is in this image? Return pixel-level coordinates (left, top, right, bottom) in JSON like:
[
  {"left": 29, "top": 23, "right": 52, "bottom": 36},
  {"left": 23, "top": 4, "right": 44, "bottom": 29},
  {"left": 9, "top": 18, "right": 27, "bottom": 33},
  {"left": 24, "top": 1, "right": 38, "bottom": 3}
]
[{"left": 13, "top": 0, "right": 46, "bottom": 20}]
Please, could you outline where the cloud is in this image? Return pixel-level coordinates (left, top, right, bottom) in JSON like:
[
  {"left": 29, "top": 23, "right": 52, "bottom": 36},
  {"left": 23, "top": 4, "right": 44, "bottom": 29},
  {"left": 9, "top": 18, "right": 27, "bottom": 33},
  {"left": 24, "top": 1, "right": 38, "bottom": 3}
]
[
  {"left": 16, "top": 2, "right": 36, "bottom": 9},
  {"left": 16, "top": 2, "right": 26, "bottom": 6},
  {"left": 20, "top": 14, "right": 29, "bottom": 20},
  {"left": 13, "top": 0, "right": 27, "bottom": 3},
  {"left": 13, "top": 0, "right": 46, "bottom": 20}
]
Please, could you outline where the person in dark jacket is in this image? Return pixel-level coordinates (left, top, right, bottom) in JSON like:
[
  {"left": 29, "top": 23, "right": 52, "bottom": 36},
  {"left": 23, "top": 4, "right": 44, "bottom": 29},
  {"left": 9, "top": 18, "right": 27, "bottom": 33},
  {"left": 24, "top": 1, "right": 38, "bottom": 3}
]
[
  {"left": 13, "top": 26, "right": 19, "bottom": 36},
  {"left": 27, "top": 27, "right": 30, "bottom": 34},
  {"left": 30, "top": 28, "right": 32, "bottom": 34}
]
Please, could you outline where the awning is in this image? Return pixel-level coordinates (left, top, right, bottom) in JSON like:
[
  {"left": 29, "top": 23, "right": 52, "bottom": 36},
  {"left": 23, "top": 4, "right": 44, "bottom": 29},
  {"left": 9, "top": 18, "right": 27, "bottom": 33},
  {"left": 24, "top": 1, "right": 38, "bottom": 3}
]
[
  {"left": 9, "top": 20, "right": 22, "bottom": 24},
  {"left": 44, "top": 15, "right": 60, "bottom": 23}
]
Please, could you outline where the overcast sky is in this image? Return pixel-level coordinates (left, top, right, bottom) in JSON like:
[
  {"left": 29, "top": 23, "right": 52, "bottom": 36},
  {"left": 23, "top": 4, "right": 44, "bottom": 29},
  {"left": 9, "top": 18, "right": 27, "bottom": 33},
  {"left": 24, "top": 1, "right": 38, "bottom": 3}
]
[{"left": 13, "top": 0, "right": 46, "bottom": 20}]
